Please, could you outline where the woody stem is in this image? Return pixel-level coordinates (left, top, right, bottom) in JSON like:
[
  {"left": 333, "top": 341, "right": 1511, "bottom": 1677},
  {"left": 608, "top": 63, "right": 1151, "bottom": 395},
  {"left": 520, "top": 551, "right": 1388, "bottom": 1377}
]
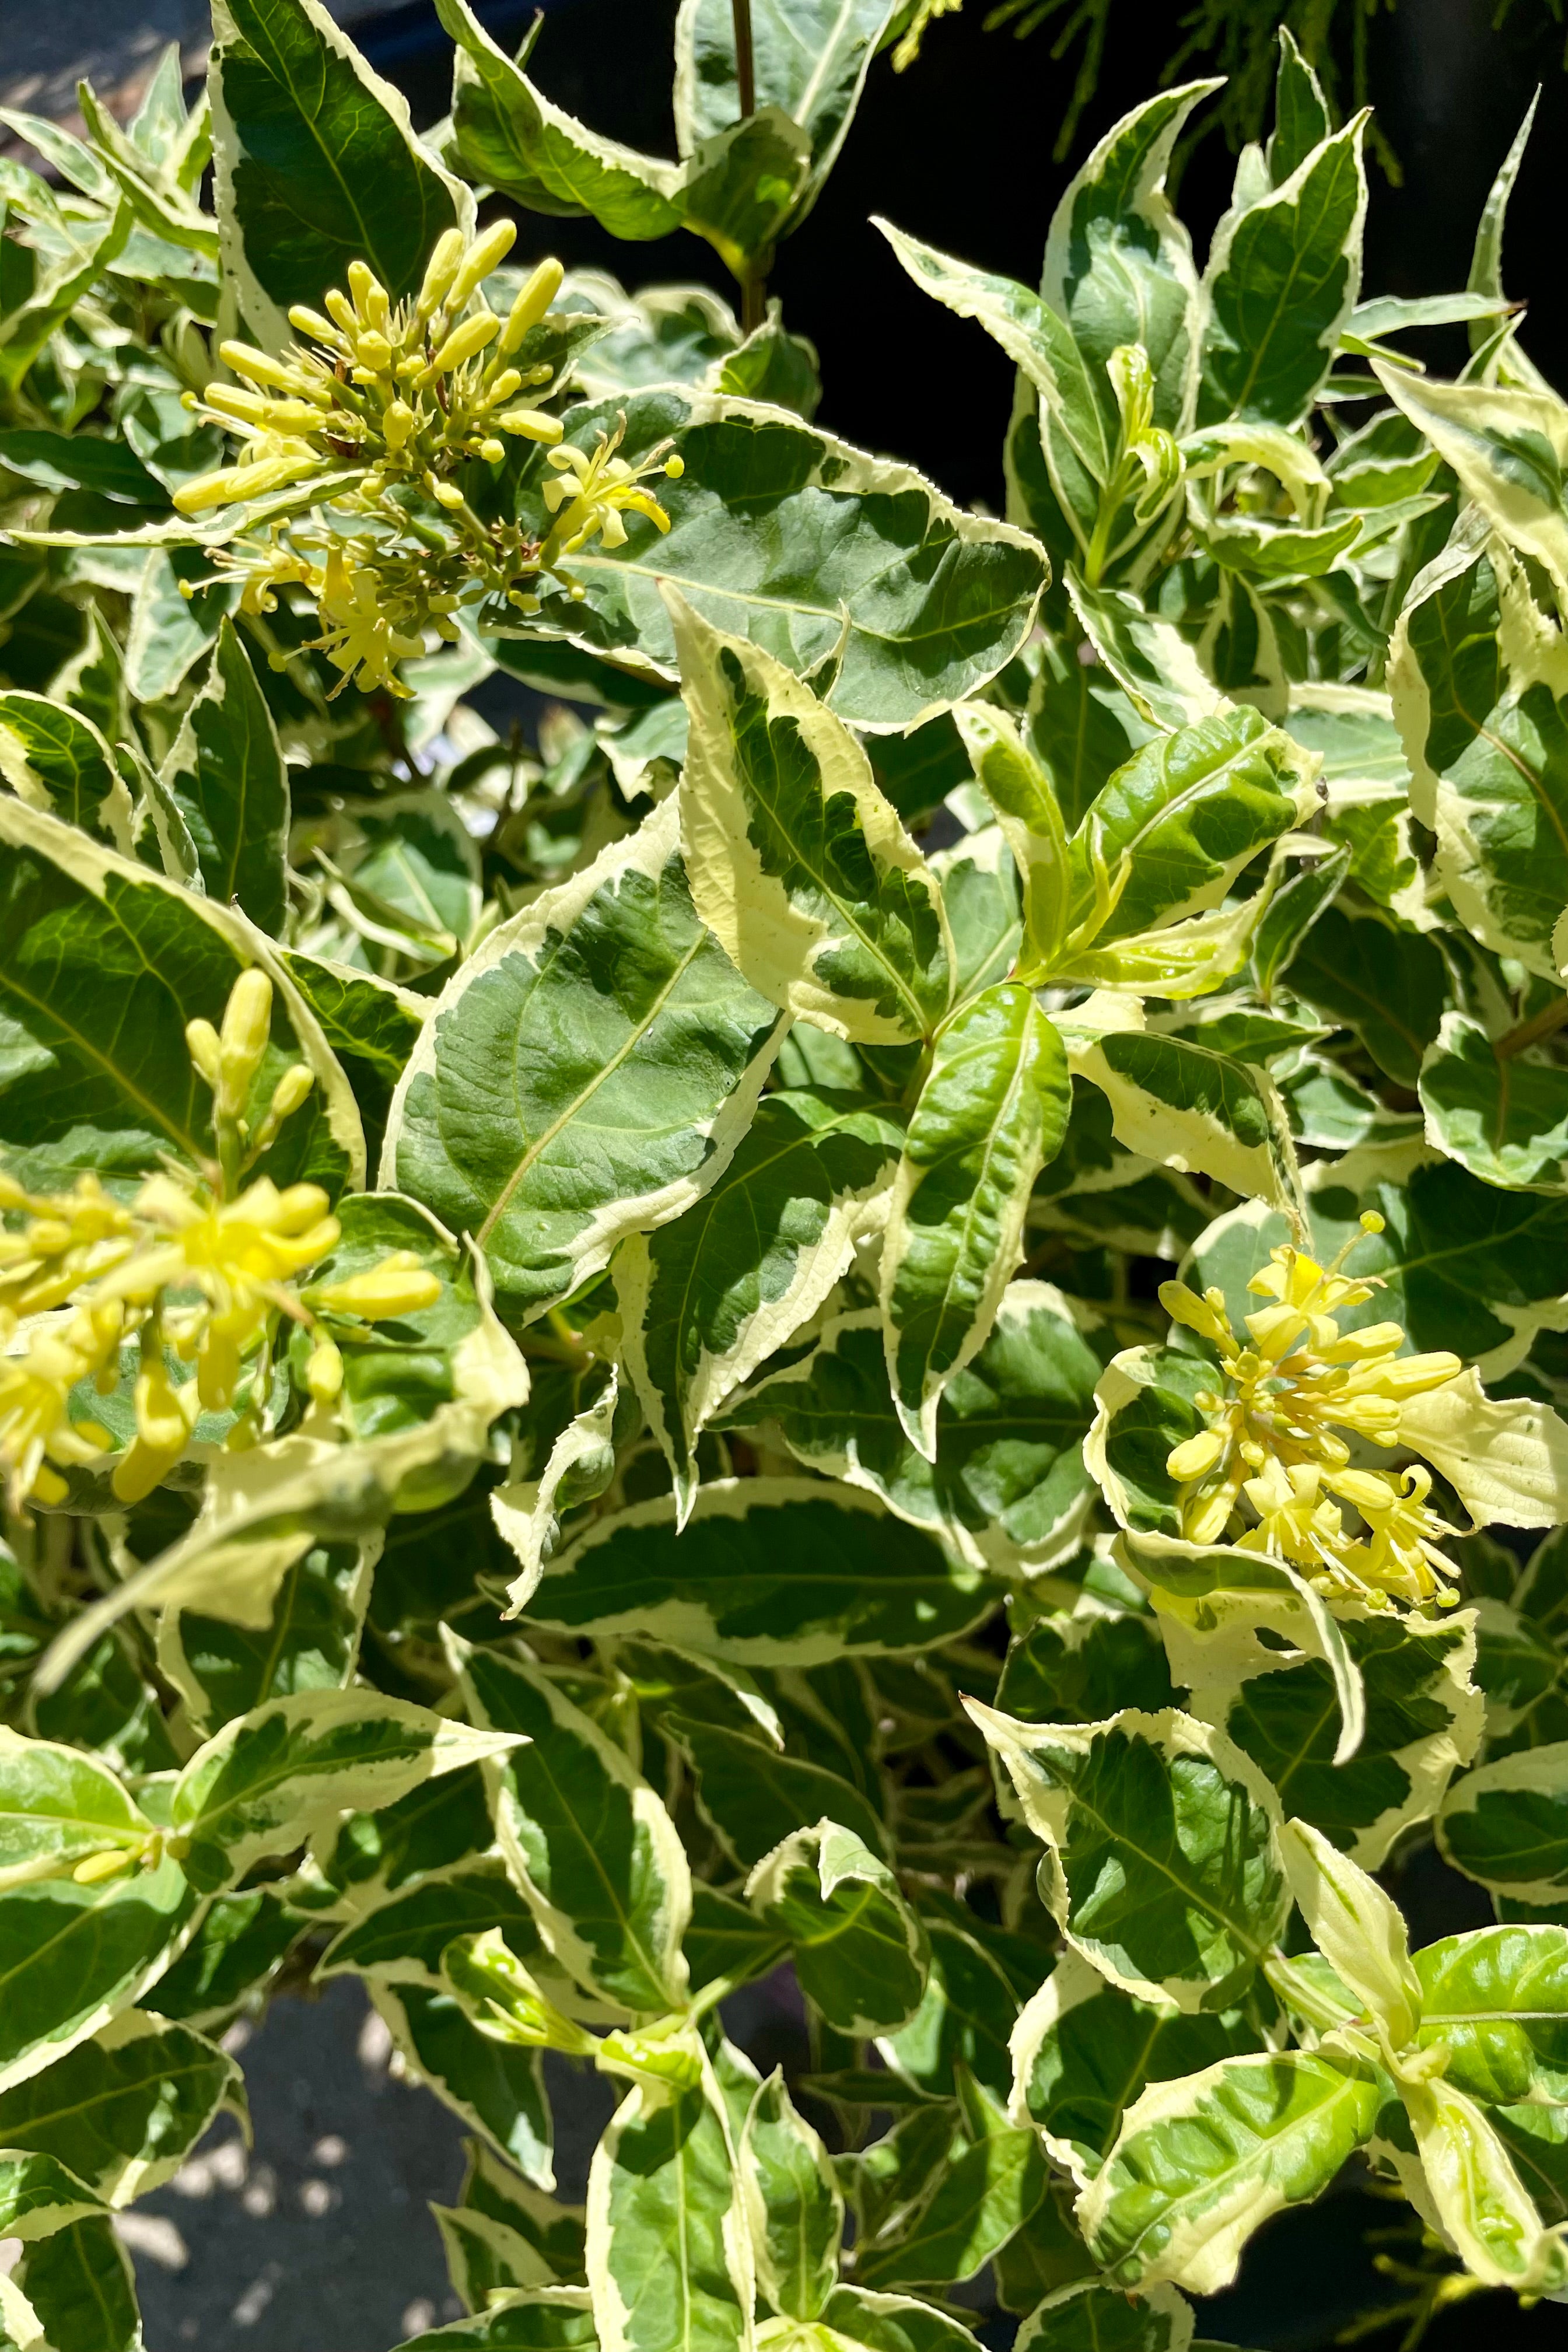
[{"left": 1494, "top": 992, "right": 1568, "bottom": 1060}]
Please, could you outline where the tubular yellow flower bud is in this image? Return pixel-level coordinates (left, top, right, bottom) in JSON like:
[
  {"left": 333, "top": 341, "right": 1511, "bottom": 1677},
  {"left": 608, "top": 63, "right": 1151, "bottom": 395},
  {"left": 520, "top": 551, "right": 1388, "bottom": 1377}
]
[
  {"left": 310, "top": 1258, "right": 442, "bottom": 1319},
  {"left": 449, "top": 219, "right": 518, "bottom": 310},
  {"left": 325, "top": 289, "right": 358, "bottom": 335},
  {"left": 288, "top": 304, "right": 342, "bottom": 345},
  {"left": 267, "top": 1065, "right": 315, "bottom": 1125},
  {"left": 430, "top": 477, "right": 466, "bottom": 509},
  {"left": 418, "top": 228, "right": 467, "bottom": 317},
  {"left": 383, "top": 400, "right": 416, "bottom": 450},
  {"left": 218, "top": 341, "right": 312, "bottom": 396},
  {"left": 482, "top": 369, "right": 523, "bottom": 407},
  {"left": 496, "top": 409, "right": 564, "bottom": 444},
  {"left": 186, "top": 1019, "right": 222, "bottom": 1090},
  {"left": 346, "top": 260, "right": 386, "bottom": 319},
  {"left": 664, "top": 455, "right": 684, "bottom": 479},
  {"left": 306, "top": 1334, "right": 344, "bottom": 1404},
  {"left": 355, "top": 330, "right": 393, "bottom": 373},
  {"left": 1167, "top": 1427, "right": 1226, "bottom": 1483},
  {"left": 499, "top": 257, "right": 565, "bottom": 353},
  {"left": 429, "top": 311, "right": 502, "bottom": 373},
  {"left": 478, "top": 438, "right": 506, "bottom": 464},
  {"left": 218, "top": 969, "right": 273, "bottom": 1110},
  {"left": 73, "top": 1848, "right": 138, "bottom": 1885}
]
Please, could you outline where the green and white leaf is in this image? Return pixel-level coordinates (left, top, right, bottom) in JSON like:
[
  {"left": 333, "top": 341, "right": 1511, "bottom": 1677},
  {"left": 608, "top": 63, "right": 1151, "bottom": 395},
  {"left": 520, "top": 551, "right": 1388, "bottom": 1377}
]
[
  {"left": 209, "top": 0, "right": 467, "bottom": 350},
  {"left": 531, "top": 1479, "right": 992, "bottom": 1661},
  {"left": 672, "top": 591, "right": 951, "bottom": 1044},
  {"left": 1077, "top": 2048, "right": 1379, "bottom": 2291},
  {"left": 615, "top": 1088, "right": 904, "bottom": 1522},
  {"left": 1010, "top": 1948, "right": 1260, "bottom": 2190},
  {"left": 384, "top": 794, "right": 784, "bottom": 1321},
  {"left": 453, "top": 1643, "right": 690, "bottom": 2018},
  {"left": 882, "top": 986, "right": 1070, "bottom": 1458},
  {"left": 747, "top": 1821, "right": 928, "bottom": 2036},
  {"left": 966, "top": 1702, "right": 1289, "bottom": 2010}
]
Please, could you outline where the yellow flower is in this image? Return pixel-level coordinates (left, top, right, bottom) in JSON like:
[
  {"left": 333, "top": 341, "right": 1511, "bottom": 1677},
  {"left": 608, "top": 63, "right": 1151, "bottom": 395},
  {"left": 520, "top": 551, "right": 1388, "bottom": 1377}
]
[
  {"left": 0, "top": 1301, "right": 123, "bottom": 1510},
  {"left": 310, "top": 548, "right": 425, "bottom": 698},
  {"left": 1160, "top": 1219, "right": 1468, "bottom": 1606},
  {"left": 540, "top": 419, "right": 682, "bottom": 557}
]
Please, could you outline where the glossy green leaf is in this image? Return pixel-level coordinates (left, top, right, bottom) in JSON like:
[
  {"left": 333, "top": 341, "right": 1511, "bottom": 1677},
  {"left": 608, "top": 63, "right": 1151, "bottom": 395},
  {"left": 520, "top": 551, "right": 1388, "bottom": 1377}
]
[
  {"left": 1199, "top": 120, "right": 1367, "bottom": 426},
  {"left": 587, "top": 2067, "right": 751, "bottom": 2352},
  {"left": 393, "top": 2288, "right": 598, "bottom": 2351},
  {"left": 503, "top": 388, "right": 1049, "bottom": 729},
  {"left": 372, "top": 1979, "right": 554, "bottom": 2186},
  {"left": 739, "top": 2068, "right": 843, "bottom": 2321},
  {"left": 1412, "top": 1924, "right": 1568, "bottom": 2104},
  {"left": 210, "top": 0, "right": 465, "bottom": 346},
  {"left": 883, "top": 987, "right": 1070, "bottom": 1458},
  {"left": 1042, "top": 84, "right": 1219, "bottom": 441},
  {"left": 14, "top": 2214, "right": 141, "bottom": 2352},
  {"left": 158, "top": 618, "right": 288, "bottom": 932},
  {"left": 1420, "top": 1013, "right": 1568, "bottom": 1192},
  {"left": 673, "top": 591, "right": 951, "bottom": 1044},
  {"left": 169, "top": 1687, "right": 517, "bottom": 1898},
  {"left": 1017, "top": 2279, "right": 1194, "bottom": 2352},
  {"left": 731, "top": 1286, "right": 1110, "bottom": 1576},
  {"left": 531, "top": 1480, "right": 992, "bottom": 1662},
  {"left": 455, "top": 1644, "right": 690, "bottom": 2017},
  {"left": 385, "top": 796, "right": 782, "bottom": 1322},
  {"left": 1079, "top": 2048, "right": 1378, "bottom": 2291},
  {"left": 674, "top": 1718, "right": 887, "bottom": 1870},
  {"left": 748, "top": 1821, "right": 928, "bottom": 2036},
  {"left": 0, "top": 1731, "right": 155, "bottom": 1888},
  {"left": 617, "top": 1088, "right": 904, "bottom": 1522},
  {"left": 0, "top": 1858, "right": 197, "bottom": 2096},
  {"left": 0, "top": 2010, "right": 242, "bottom": 2204},
  {"left": 968, "top": 1703, "right": 1288, "bottom": 2010},
  {"left": 676, "top": 0, "right": 898, "bottom": 206},
  {"left": 1068, "top": 705, "right": 1314, "bottom": 943},
  {"left": 0, "top": 694, "right": 135, "bottom": 853},
  {"left": 0, "top": 800, "right": 360, "bottom": 1192},
  {"left": 1390, "top": 545, "right": 1568, "bottom": 979},
  {"left": 855, "top": 2094, "right": 1049, "bottom": 2289},
  {"left": 156, "top": 1536, "right": 372, "bottom": 1742},
  {"left": 1067, "top": 1025, "right": 1300, "bottom": 1212},
  {"left": 1439, "top": 1739, "right": 1568, "bottom": 1906},
  {"left": 1012, "top": 1951, "right": 1259, "bottom": 2189},
  {"left": 436, "top": 0, "right": 683, "bottom": 239}
]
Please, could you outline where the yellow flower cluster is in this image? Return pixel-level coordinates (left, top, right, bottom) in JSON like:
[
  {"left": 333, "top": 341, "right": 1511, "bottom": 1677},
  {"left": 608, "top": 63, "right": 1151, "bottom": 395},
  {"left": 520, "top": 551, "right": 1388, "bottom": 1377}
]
[
  {"left": 176, "top": 223, "right": 566, "bottom": 517},
  {"left": 170, "top": 226, "right": 684, "bottom": 695},
  {"left": 0, "top": 973, "right": 440, "bottom": 1513},
  {"left": 1161, "top": 1217, "right": 1467, "bottom": 1608}
]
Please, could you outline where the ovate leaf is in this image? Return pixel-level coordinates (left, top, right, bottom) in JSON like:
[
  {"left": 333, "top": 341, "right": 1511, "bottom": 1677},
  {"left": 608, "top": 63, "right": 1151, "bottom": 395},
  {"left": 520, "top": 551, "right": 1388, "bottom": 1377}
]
[
  {"left": 502, "top": 388, "right": 1048, "bottom": 728},
  {"left": 587, "top": 2067, "right": 752, "bottom": 2352},
  {"left": 159, "top": 617, "right": 288, "bottom": 932},
  {"left": 882, "top": 988, "right": 1071, "bottom": 1458},
  {"left": 169, "top": 1687, "right": 517, "bottom": 1897},
  {"left": 210, "top": 0, "right": 466, "bottom": 346},
  {"left": 967, "top": 1703, "right": 1288, "bottom": 2010},
  {"left": 384, "top": 795, "right": 783, "bottom": 1321},
  {"left": 531, "top": 1480, "right": 993, "bottom": 1662},
  {"left": 671, "top": 590, "right": 951, "bottom": 1045},
  {"left": 616, "top": 1087, "right": 904, "bottom": 1521},
  {"left": 1012, "top": 1949, "right": 1259, "bottom": 2189},
  {"left": 0, "top": 800, "right": 361, "bottom": 1192},
  {"left": 1077, "top": 2049, "right": 1378, "bottom": 2291},
  {"left": 747, "top": 1821, "right": 928, "bottom": 2035},
  {"left": 1199, "top": 120, "right": 1368, "bottom": 426},
  {"left": 455, "top": 1644, "right": 690, "bottom": 2017},
  {"left": 738, "top": 2068, "right": 843, "bottom": 2322},
  {"left": 0, "top": 695, "right": 135, "bottom": 854}
]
